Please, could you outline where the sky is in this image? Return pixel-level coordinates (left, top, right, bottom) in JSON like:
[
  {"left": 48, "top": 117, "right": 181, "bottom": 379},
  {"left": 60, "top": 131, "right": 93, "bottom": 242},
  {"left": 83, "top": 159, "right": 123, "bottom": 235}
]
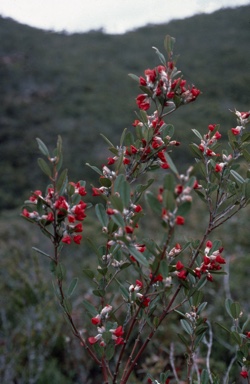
[{"left": 0, "top": 0, "right": 249, "bottom": 34}]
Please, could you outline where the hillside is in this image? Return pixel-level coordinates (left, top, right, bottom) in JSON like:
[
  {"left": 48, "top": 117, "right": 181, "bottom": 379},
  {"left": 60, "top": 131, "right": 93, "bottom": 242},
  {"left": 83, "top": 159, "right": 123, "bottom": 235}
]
[{"left": 0, "top": 5, "right": 250, "bottom": 210}]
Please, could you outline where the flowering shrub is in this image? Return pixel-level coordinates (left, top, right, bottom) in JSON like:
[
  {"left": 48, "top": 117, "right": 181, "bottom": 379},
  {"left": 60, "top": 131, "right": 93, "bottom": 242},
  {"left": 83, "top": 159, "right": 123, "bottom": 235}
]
[{"left": 22, "top": 36, "right": 250, "bottom": 383}]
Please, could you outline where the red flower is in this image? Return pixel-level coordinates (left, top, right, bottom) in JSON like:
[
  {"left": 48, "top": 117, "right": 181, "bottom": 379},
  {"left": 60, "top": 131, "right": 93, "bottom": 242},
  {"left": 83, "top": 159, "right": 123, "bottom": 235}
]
[
  {"left": 176, "top": 216, "right": 185, "bottom": 225},
  {"left": 106, "top": 208, "right": 115, "bottom": 215},
  {"left": 215, "top": 163, "right": 223, "bottom": 173},
  {"left": 176, "top": 260, "right": 184, "bottom": 270},
  {"left": 73, "top": 235, "right": 82, "bottom": 244},
  {"left": 142, "top": 297, "right": 150, "bottom": 307},
  {"left": 139, "top": 76, "right": 147, "bottom": 86},
  {"left": 213, "top": 131, "right": 222, "bottom": 140},
  {"left": 91, "top": 315, "right": 101, "bottom": 325},
  {"left": 107, "top": 157, "right": 116, "bottom": 165},
  {"left": 215, "top": 254, "right": 226, "bottom": 264},
  {"left": 92, "top": 187, "right": 102, "bottom": 196},
  {"left": 62, "top": 235, "right": 71, "bottom": 244},
  {"left": 134, "top": 205, "right": 142, "bottom": 213},
  {"left": 136, "top": 94, "right": 150, "bottom": 110},
  {"left": 123, "top": 157, "right": 130, "bottom": 165},
  {"left": 145, "top": 68, "right": 156, "bottom": 83},
  {"left": 240, "top": 370, "right": 248, "bottom": 379},
  {"left": 29, "top": 190, "right": 42, "bottom": 202},
  {"left": 231, "top": 127, "right": 241, "bottom": 135},
  {"left": 115, "top": 337, "right": 124, "bottom": 345},
  {"left": 208, "top": 124, "right": 216, "bottom": 131},
  {"left": 88, "top": 336, "right": 98, "bottom": 345},
  {"left": 125, "top": 226, "right": 134, "bottom": 234},
  {"left": 113, "top": 325, "right": 124, "bottom": 337},
  {"left": 74, "top": 223, "right": 83, "bottom": 232},
  {"left": 177, "top": 270, "right": 187, "bottom": 280}
]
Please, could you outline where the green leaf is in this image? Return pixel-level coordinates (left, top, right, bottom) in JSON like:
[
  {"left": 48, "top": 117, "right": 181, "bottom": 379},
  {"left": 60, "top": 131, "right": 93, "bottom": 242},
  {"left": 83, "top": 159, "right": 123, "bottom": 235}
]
[
  {"left": 242, "top": 132, "right": 250, "bottom": 142},
  {"left": 180, "top": 319, "right": 193, "bottom": 335},
  {"left": 200, "top": 370, "right": 210, "bottom": 384},
  {"left": 242, "top": 148, "right": 250, "bottom": 161},
  {"left": 145, "top": 191, "right": 162, "bottom": 215},
  {"left": 178, "top": 333, "right": 189, "bottom": 348},
  {"left": 163, "top": 173, "right": 175, "bottom": 192},
  {"left": 62, "top": 298, "right": 72, "bottom": 314},
  {"left": 230, "top": 331, "right": 242, "bottom": 345},
  {"left": 82, "top": 299, "right": 98, "bottom": 317},
  {"left": 95, "top": 203, "right": 108, "bottom": 228},
  {"left": 128, "top": 73, "right": 140, "bottom": 83},
  {"left": 82, "top": 269, "right": 95, "bottom": 279},
  {"left": 215, "top": 322, "right": 231, "bottom": 334},
  {"left": 135, "top": 178, "right": 154, "bottom": 197},
  {"left": 162, "top": 190, "right": 175, "bottom": 211},
  {"left": 32, "top": 247, "right": 52, "bottom": 259},
  {"left": 116, "top": 278, "right": 129, "bottom": 300},
  {"left": 127, "top": 245, "right": 149, "bottom": 267},
  {"left": 86, "top": 163, "right": 102, "bottom": 176},
  {"left": 120, "top": 180, "right": 131, "bottom": 207},
  {"left": 124, "top": 131, "right": 134, "bottom": 146},
  {"left": 99, "top": 177, "right": 112, "bottom": 188},
  {"left": 197, "top": 302, "right": 207, "bottom": 315},
  {"left": 100, "top": 133, "right": 114, "bottom": 147},
  {"left": 159, "top": 259, "right": 169, "bottom": 278},
  {"left": 162, "top": 123, "right": 174, "bottom": 138},
  {"left": 230, "top": 169, "right": 245, "bottom": 184},
  {"left": 225, "top": 298, "right": 233, "bottom": 318},
  {"left": 111, "top": 212, "right": 125, "bottom": 227},
  {"left": 165, "top": 152, "right": 178, "bottom": 175},
  {"left": 56, "top": 168, "right": 68, "bottom": 195},
  {"left": 192, "top": 129, "right": 203, "bottom": 140},
  {"left": 36, "top": 138, "right": 50, "bottom": 157},
  {"left": 110, "top": 195, "right": 124, "bottom": 212},
  {"left": 164, "top": 35, "right": 176, "bottom": 58},
  {"left": 177, "top": 201, "right": 192, "bottom": 216},
  {"left": 37, "top": 158, "right": 52, "bottom": 178},
  {"left": 190, "top": 290, "right": 203, "bottom": 307},
  {"left": 120, "top": 127, "right": 127, "bottom": 147},
  {"left": 243, "top": 181, "right": 250, "bottom": 201},
  {"left": 67, "top": 278, "right": 78, "bottom": 297},
  {"left": 189, "top": 144, "right": 204, "bottom": 159},
  {"left": 55, "top": 263, "right": 66, "bottom": 280},
  {"left": 152, "top": 46, "right": 166, "bottom": 66},
  {"left": 105, "top": 342, "right": 115, "bottom": 361},
  {"left": 93, "top": 289, "right": 105, "bottom": 297},
  {"left": 230, "top": 301, "right": 241, "bottom": 319}
]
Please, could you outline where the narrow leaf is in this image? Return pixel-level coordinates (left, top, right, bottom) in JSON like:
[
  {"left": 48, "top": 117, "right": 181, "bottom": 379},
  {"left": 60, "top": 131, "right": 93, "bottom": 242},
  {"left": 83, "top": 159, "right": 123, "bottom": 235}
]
[
  {"left": 67, "top": 278, "right": 78, "bottom": 297},
  {"left": 82, "top": 299, "right": 98, "bottom": 317},
  {"left": 36, "top": 138, "right": 50, "bottom": 157},
  {"left": 37, "top": 158, "right": 52, "bottom": 178},
  {"left": 127, "top": 245, "right": 149, "bottom": 267},
  {"left": 95, "top": 203, "right": 108, "bottom": 228},
  {"left": 230, "top": 169, "right": 245, "bottom": 184}
]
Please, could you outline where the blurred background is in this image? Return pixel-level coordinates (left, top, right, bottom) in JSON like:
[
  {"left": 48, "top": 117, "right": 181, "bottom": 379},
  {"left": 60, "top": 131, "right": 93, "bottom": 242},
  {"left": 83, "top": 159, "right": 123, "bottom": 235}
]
[{"left": 0, "top": 1, "right": 250, "bottom": 382}]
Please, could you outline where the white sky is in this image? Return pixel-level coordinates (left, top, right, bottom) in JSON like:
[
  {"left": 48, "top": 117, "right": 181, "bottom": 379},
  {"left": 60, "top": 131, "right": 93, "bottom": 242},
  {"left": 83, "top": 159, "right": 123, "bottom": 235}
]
[{"left": 0, "top": 0, "right": 249, "bottom": 34}]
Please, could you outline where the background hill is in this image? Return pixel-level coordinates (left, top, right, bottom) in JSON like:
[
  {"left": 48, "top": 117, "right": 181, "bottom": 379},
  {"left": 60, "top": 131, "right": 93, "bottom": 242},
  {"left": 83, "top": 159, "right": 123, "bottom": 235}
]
[{"left": 1, "top": 5, "right": 250, "bottom": 210}]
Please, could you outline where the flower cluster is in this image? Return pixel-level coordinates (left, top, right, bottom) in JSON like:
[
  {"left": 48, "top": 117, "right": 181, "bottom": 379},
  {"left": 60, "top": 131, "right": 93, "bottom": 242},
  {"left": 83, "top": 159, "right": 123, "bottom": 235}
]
[
  {"left": 88, "top": 305, "right": 124, "bottom": 346},
  {"left": 136, "top": 61, "right": 200, "bottom": 111},
  {"left": 231, "top": 110, "right": 250, "bottom": 135},
  {"left": 194, "top": 240, "right": 226, "bottom": 281},
  {"left": 22, "top": 181, "right": 87, "bottom": 245},
  {"left": 198, "top": 124, "right": 222, "bottom": 157}
]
